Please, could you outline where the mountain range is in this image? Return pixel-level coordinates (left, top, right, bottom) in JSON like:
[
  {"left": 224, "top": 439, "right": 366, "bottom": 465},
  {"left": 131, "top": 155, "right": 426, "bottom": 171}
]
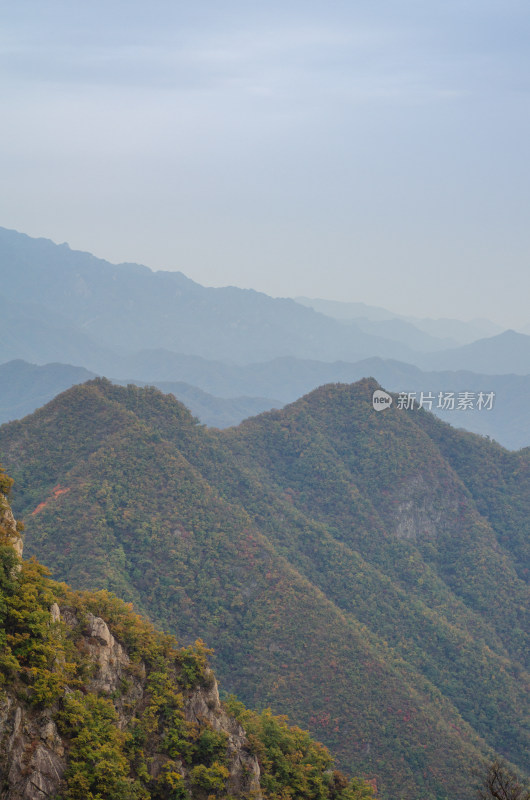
[
  {"left": 0, "top": 226, "right": 419, "bottom": 366},
  {"left": 0, "top": 378, "right": 528, "bottom": 800},
  {"left": 1, "top": 226, "right": 529, "bottom": 375},
  {"left": 2, "top": 357, "right": 530, "bottom": 450},
  {"left": 2, "top": 225, "right": 530, "bottom": 449}
]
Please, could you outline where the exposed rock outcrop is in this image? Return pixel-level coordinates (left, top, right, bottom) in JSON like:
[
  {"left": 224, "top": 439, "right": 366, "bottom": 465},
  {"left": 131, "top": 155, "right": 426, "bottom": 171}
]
[
  {"left": 0, "top": 698, "right": 65, "bottom": 800},
  {"left": 0, "top": 599, "right": 261, "bottom": 799},
  {"left": 0, "top": 496, "right": 23, "bottom": 560},
  {"left": 185, "top": 668, "right": 261, "bottom": 796}
]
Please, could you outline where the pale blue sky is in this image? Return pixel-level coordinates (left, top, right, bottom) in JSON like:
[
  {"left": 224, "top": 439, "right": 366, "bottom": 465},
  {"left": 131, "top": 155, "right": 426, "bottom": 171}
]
[{"left": 1, "top": 1, "right": 529, "bottom": 326}]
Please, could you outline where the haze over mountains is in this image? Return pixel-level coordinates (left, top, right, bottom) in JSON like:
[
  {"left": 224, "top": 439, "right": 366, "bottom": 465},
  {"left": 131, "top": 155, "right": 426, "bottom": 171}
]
[
  {"left": 0, "top": 226, "right": 420, "bottom": 366},
  {"left": 0, "top": 379, "right": 528, "bottom": 800},
  {"left": 1, "top": 225, "right": 530, "bottom": 449},
  {"left": 295, "top": 297, "right": 504, "bottom": 346}
]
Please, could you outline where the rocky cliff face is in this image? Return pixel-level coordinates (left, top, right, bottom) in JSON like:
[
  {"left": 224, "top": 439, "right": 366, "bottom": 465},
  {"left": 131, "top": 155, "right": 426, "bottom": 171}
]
[
  {"left": 0, "top": 609, "right": 260, "bottom": 799},
  {"left": 0, "top": 606, "right": 260, "bottom": 800},
  {"left": 0, "top": 490, "right": 22, "bottom": 560}
]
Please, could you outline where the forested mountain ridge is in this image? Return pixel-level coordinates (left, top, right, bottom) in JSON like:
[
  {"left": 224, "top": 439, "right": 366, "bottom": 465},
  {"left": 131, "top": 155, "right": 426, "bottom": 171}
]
[
  {"left": 0, "top": 470, "right": 374, "bottom": 800},
  {"left": 0, "top": 379, "right": 528, "bottom": 799}
]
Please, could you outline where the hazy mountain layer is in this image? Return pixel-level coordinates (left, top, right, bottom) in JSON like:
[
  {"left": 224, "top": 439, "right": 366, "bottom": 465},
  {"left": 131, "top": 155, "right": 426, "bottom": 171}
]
[
  {"left": 0, "top": 226, "right": 420, "bottom": 365},
  {"left": 5, "top": 226, "right": 528, "bottom": 374},
  {"left": 0, "top": 360, "right": 278, "bottom": 430},
  {"left": 295, "top": 297, "right": 504, "bottom": 344},
  {"left": 0, "top": 360, "right": 96, "bottom": 424},
  {"left": 418, "top": 329, "right": 530, "bottom": 375}
]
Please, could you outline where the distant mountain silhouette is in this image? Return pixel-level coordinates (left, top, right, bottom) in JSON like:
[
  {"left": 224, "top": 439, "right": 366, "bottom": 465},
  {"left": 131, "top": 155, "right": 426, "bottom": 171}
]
[
  {"left": 422, "top": 329, "right": 530, "bottom": 375},
  {"left": 0, "top": 360, "right": 96, "bottom": 423},
  {"left": 295, "top": 296, "right": 504, "bottom": 344},
  {"left": 2, "top": 226, "right": 526, "bottom": 374},
  {"left": 0, "top": 226, "right": 423, "bottom": 365},
  {"left": 2, "top": 354, "right": 530, "bottom": 448}
]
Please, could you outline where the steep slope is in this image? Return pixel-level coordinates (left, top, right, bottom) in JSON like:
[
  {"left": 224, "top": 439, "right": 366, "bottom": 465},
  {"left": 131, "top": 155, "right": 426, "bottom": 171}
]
[
  {"left": 0, "top": 473, "right": 373, "bottom": 800},
  {"left": 0, "top": 380, "right": 528, "bottom": 799},
  {"left": 220, "top": 381, "right": 529, "bottom": 663}
]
